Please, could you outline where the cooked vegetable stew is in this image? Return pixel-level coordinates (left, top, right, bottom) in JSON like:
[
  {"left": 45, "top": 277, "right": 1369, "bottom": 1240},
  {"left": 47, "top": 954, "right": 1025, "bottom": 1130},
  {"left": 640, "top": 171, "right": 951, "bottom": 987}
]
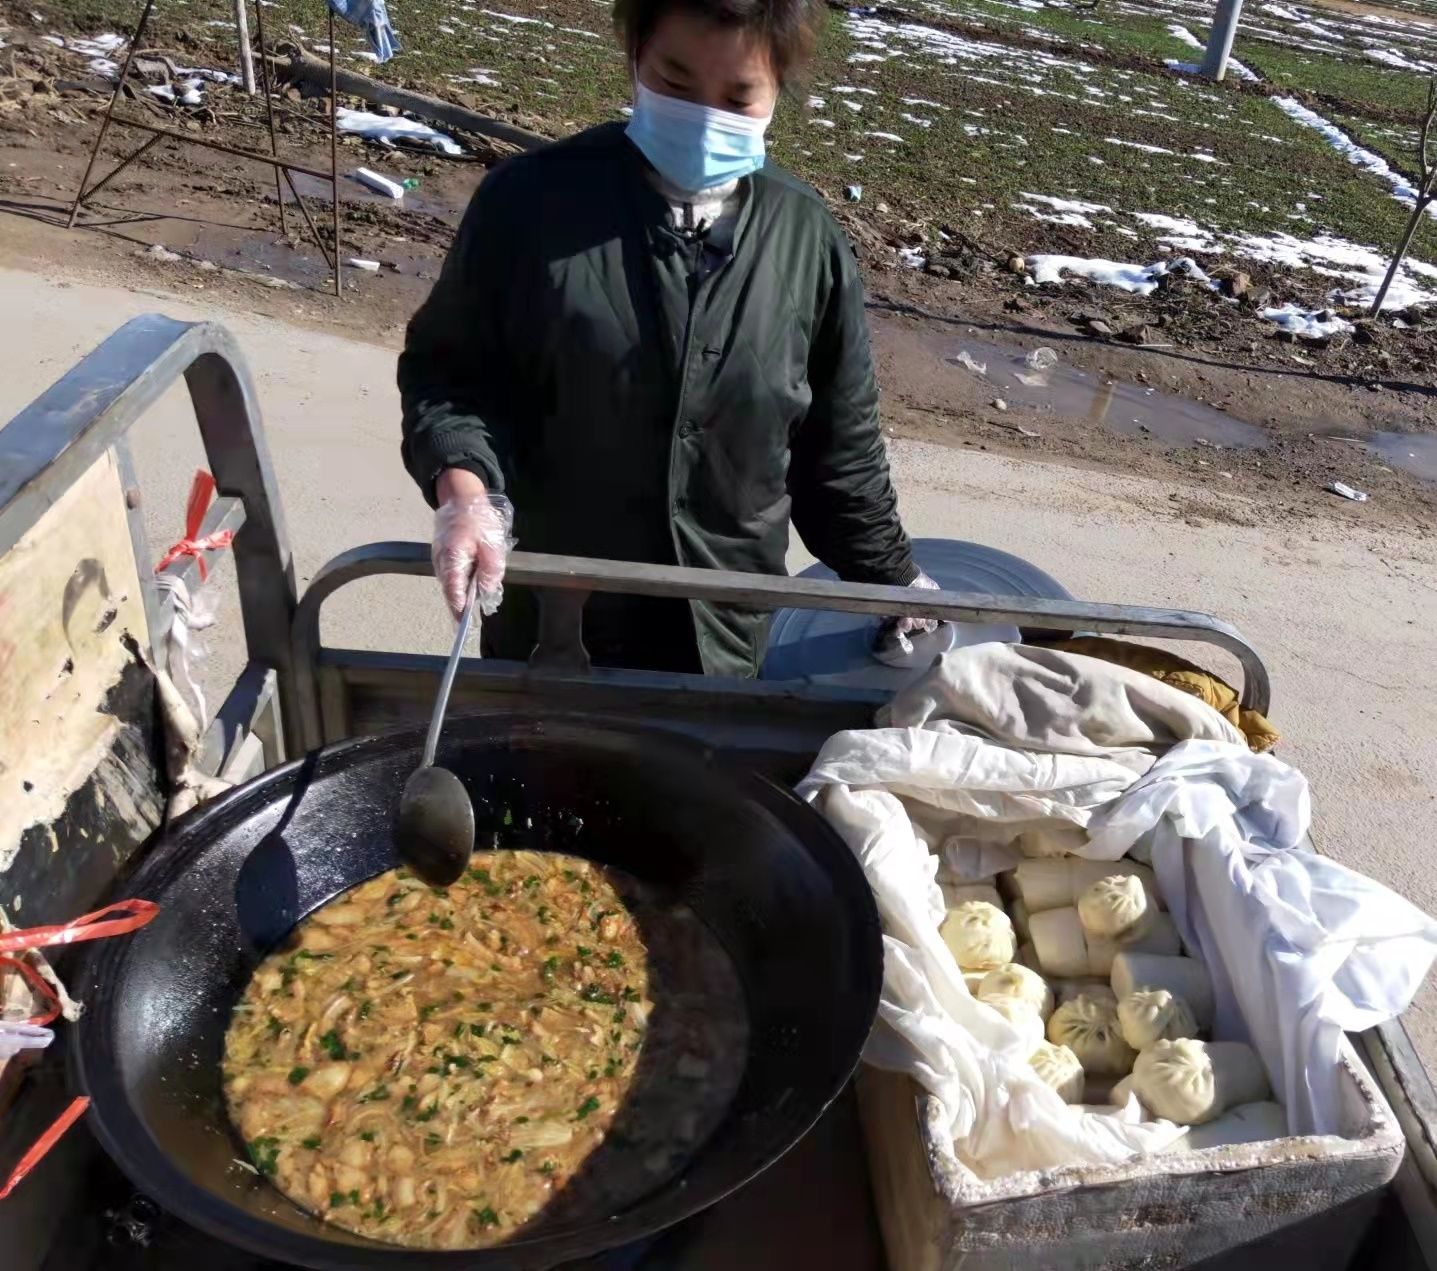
[{"left": 223, "top": 851, "right": 747, "bottom": 1249}]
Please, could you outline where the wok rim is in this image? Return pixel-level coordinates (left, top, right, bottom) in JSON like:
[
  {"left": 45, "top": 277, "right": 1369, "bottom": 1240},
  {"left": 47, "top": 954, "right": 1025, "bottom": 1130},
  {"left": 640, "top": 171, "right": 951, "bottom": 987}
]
[{"left": 69, "top": 715, "right": 881, "bottom": 1269}]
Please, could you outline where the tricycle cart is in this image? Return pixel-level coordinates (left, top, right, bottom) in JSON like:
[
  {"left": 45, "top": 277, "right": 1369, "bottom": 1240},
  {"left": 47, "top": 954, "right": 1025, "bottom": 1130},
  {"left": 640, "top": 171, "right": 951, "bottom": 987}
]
[{"left": 1, "top": 317, "right": 1433, "bottom": 1269}]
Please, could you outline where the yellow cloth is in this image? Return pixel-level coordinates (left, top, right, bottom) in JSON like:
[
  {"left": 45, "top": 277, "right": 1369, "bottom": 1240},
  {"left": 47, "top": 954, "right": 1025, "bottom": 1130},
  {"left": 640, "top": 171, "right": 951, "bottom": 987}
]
[{"left": 1054, "top": 637, "right": 1279, "bottom": 754}]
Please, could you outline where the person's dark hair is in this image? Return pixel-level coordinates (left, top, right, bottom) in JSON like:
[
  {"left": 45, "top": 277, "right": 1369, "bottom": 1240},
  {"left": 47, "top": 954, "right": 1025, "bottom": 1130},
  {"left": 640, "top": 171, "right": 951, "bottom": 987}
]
[{"left": 613, "top": 0, "right": 824, "bottom": 85}]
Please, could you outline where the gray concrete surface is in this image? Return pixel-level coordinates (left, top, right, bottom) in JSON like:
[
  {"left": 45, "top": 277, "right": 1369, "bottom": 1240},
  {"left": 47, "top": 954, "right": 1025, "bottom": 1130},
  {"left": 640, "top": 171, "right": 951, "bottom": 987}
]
[{"left": 4, "top": 267, "right": 1437, "bottom": 1059}]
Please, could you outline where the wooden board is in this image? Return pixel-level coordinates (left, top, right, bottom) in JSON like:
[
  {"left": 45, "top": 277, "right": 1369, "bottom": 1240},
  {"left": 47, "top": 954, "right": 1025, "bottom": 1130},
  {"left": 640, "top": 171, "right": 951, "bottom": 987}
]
[
  {"left": 0, "top": 453, "right": 160, "bottom": 1106},
  {"left": 0, "top": 453, "right": 150, "bottom": 873}
]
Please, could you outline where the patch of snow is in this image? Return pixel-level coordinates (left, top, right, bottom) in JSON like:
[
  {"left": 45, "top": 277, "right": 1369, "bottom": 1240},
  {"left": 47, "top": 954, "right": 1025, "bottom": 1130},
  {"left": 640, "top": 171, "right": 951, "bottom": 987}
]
[
  {"left": 1365, "top": 46, "right": 1433, "bottom": 71},
  {"left": 900, "top": 246, "right": 926, "bottom": 268},
  {"left": 1029, "top": 254, "right": 1211, "bottom": 294},
  {"left": 902, "top": 96, "right": 949, "bottom": 110},
  {"left": 1272, "top": 96, "right": 1433, "bottom": 216},
  {"left": 1134, "top": 211, "right": 1217, "bottom": 238},
  {"left": 901, "top": 113, "right": 934, "bottom": 127},
  {"left": 866, "top": 131, "right": 905, "bottom": 142},
  {"left": 1261, "top": 303, "right": 1353, "bottom": 337},
  {"left": 808, "top": 95, "right": 826, "bottom": 108},
  {"left": 810, "top": 118, "right": 836, "bottom": 128},
  {"left": 1106, "top": 137, "right": 1175, "bottom": 155},
  {"left": 1013, "top": 191, "right": 1113, "bottom": 229},
  {"left": 841, "top": 100, "right": 863, "bottom": 112},
  {"left": 481, "top": 8, "right": 549, "bottom": 24},
  {"left": 1167, "top": 23, "right": 1204, "bottom": 49},
  {"left": 336, "top": 108, "right": 463, "bottom": 155}
]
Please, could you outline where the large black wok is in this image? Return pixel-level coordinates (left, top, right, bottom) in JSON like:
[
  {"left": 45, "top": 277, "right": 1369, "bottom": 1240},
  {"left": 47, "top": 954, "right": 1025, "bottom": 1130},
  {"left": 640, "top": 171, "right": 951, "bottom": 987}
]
[{"left": 70, "top": 716, "right": 882, "bottom": 1269}]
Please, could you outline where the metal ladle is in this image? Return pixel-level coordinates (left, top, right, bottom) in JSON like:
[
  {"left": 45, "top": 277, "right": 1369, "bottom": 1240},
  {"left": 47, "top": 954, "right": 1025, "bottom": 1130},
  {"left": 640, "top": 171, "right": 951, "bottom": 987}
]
[{"left": 395, "top": 581, "right": 478, "bottom": 886}]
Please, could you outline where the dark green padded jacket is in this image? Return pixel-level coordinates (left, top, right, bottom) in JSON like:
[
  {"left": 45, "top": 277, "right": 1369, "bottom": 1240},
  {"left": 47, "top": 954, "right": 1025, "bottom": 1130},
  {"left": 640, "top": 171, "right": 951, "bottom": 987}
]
[{"left": 399, "top": 123, "right": 917, "bottom": 677}]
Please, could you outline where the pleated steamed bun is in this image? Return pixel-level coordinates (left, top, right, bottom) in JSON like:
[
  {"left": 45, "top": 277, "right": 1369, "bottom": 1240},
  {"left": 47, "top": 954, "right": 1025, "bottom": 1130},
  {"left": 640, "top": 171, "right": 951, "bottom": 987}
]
[
  {"left": 1131, "top": 1039, "right": 1271, "bottom": 1126},
  {"left": 1028, "top": 1041, "right": 1085, "bottom": 1104},
  {"left": 978, "top": 963, "right": 1054, "bottom": 1021},
  {"left": 1117, "top": 989, "right": 1199, "bottom": 1050},
  {"left": 940, "top": 901, "right": 1016, "bottom": 971},
  {"left": 1077, "top": 874, "right": 1152, "bottom": 941},
  {"left": 1046, "top": 993, "right": 1136, "bottom": 1076}
]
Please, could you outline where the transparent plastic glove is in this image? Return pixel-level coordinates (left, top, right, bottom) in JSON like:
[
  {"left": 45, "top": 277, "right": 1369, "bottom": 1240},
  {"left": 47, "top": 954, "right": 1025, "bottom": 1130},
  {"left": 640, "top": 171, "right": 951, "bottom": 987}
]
[
  {"left": 432, "top": 493, "right": 516, "bottom": 620},
  {"left": 874, "top": 570, "right": 943, "bottom": 661}
]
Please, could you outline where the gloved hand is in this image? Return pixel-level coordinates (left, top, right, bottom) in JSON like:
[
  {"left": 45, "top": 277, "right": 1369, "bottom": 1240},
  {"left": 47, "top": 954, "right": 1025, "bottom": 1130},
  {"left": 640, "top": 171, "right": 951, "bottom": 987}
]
[
  {"left": 874, "top": 571, "right": 943, "bottom": 661},
  {"left": 432, "top": 482, "right": 515, "bottom": 620}
]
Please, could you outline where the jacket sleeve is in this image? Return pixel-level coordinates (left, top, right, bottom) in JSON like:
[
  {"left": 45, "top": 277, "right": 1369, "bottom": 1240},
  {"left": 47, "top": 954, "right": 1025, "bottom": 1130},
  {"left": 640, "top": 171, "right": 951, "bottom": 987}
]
[
  {"left": 789, "top": 232, "right": 920, "bottom": 586},
  {"left": 398, "top": 169, "right": 519, "bottom": 507}
]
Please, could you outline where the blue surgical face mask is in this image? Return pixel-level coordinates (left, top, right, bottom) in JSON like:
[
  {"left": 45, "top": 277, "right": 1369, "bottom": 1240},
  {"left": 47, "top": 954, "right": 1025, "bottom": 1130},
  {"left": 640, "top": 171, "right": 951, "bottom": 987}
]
[{"left": 626, "top": 80, "right": 771, "bottom": 192}]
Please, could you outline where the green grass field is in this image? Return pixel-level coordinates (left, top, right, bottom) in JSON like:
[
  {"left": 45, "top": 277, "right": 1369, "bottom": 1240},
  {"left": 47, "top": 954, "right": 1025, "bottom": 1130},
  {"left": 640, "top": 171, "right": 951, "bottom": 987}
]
[{"left": 15, "top": 0, "right": 1437, "bottom": 298}]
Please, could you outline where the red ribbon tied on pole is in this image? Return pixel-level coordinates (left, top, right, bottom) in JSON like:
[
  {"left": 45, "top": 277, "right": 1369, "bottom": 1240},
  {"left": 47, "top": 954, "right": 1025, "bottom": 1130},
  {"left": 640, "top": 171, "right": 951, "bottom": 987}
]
[
  {"left": 156, "top": 469, "right": 234, "bottom": 582},
  {"left": 0, "top": 899, "right": 159, "bottom": 1199}
]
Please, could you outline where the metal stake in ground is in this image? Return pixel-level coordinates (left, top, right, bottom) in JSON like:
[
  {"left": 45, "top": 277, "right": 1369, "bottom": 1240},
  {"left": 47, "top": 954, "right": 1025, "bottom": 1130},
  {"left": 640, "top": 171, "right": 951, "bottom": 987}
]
[
  {"left": 329, "top": 5, "right": 342, "bottom": 300},
  {"left": 66, "top": 0, "right": 158, "bottom": 229},
  {"left": 1200, "top": 0, "right": 1245, "bottom": 82},
  {"left": 249, "top": 0, "right": 288, "bottom": 238}
]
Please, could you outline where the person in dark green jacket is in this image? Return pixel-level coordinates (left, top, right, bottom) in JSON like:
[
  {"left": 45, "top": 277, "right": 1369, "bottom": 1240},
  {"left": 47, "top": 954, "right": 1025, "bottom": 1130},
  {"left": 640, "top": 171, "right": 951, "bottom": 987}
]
[{"left": 399, "top": 0, "right": 935, "bottom": 677}]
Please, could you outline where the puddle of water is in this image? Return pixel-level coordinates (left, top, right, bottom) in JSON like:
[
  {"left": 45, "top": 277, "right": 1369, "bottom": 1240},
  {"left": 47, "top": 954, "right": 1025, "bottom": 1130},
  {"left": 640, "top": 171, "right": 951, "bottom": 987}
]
[
  {"left": 187, "top": 225, "right": 333, "bottom": 285},
  {"left": 1317, "top": 430, "right": 1437, "bottom": 483},
  {"left": 939, "top": 334, "right": 1437, "bottom": 484},
  {"left": 943, "top": 335, "right": 1269, "bottom": 450}
]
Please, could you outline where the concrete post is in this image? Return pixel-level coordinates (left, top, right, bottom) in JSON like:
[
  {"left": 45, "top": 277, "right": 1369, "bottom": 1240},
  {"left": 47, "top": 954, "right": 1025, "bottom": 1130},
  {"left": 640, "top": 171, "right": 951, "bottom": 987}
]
[{"left": 1201, "top": 0, "right": 1245, "bottom": 81}]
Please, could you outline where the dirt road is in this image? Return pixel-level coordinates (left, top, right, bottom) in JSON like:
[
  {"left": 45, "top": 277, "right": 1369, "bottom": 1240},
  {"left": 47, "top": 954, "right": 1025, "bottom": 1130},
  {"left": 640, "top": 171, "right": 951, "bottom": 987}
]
[{"left": 4, "top": 265, "right": 1437, "bottom": 1059}]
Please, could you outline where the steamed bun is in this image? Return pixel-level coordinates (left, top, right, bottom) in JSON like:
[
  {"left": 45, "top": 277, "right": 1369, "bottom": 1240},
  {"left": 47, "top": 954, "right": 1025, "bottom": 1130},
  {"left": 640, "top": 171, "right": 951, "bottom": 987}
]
[
  {"left": 978, "top": 963, "right": 1054, "bottom": 1021},
  {"left": 1028, "top": 1041, "right": 1085, "bottom": 1104},
  {"left": 1077, "top": 874, "right": 1152, "bottom": 941},
  {"left": 1046, "top": 993, "right": 1136, "bottom": 1076},
  {"left": 940, "top": 901, "right": 1016, "bottom": 971},
  {"left": 1117, "top": 989, "right": 1199, "bottom": 1050},
  {"left": 1131, "top": 1039, "right": 1271, "bottom": 1126}
]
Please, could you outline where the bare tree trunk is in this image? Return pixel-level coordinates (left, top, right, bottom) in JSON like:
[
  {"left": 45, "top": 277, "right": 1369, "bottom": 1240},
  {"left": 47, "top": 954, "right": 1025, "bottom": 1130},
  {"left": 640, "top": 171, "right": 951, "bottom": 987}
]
[
  {"left": 1372, "top": 77, "right": 1437, "bottom": 317},
  {"left": 1370, "top": 198, "right": 1430, "bottom": 316},
  {"left": 281, "top": 47, "right": 548, "bottom": 152}
]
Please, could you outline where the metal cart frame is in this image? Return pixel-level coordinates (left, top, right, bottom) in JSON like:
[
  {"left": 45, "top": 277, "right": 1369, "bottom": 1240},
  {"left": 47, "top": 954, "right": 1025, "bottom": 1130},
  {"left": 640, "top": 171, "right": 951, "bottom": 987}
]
[{"left": 3, "top": 315, "right": 1435, "bottom": 1267}]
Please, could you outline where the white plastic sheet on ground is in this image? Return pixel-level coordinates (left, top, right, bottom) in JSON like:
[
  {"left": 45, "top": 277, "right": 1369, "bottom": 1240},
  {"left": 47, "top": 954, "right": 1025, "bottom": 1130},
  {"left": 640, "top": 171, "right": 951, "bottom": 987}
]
[{"left": 798, "top": 644, "right": 1437, "bottom": 1176}]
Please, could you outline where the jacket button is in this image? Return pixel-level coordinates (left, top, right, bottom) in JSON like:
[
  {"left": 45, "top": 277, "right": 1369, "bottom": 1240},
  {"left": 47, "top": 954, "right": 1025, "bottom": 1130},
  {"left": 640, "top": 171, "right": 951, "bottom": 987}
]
[{"left": 679, "top": 420, "right": 698, "bottom": 437}]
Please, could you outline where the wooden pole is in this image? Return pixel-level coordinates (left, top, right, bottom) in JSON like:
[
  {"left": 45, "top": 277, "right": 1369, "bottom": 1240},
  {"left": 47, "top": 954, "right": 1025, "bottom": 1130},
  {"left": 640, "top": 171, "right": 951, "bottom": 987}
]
[{"left": 233, "top": 0, "right": 257, "bottom": 94}]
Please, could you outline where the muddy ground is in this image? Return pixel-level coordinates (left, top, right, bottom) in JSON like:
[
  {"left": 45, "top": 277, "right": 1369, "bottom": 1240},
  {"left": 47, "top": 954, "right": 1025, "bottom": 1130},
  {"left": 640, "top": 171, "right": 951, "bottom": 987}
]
[{"left": 0, "top": 25, "right": 1434, "bottom": 534}]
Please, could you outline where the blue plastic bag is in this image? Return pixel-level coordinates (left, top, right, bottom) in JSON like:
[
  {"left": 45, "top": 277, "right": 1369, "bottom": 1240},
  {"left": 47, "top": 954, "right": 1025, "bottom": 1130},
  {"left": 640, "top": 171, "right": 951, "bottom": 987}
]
[{"left": 328, "top": 0, "right": 400, "bottom": 63}]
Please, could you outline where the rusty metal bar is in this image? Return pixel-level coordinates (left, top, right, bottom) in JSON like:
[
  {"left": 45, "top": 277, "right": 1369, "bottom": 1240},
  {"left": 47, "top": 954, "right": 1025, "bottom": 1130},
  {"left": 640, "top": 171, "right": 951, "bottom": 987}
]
[
  {"left": 67, "top": 0, "right": 158, "bottom": 228},
  {"left": 278, "top": 167, "right": 336, "bottom": 270},
  {"left": 249, "top": 0, "right": 288, "bottom": 238},
  {"left": 328, "top": 8, "right": 341, "bottom": 300},
  {"left": 74, "top": 130, "right": 166, "bottom": 207},
  {"left": 104, "top": 115, "right": 335, "bottom": 180}
]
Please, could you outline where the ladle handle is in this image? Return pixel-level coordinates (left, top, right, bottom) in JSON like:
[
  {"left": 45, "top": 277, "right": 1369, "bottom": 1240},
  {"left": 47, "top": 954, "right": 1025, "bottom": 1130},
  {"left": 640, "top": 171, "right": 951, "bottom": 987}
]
[{"left": 422, "top": 577, "right": 478, "bottom": 769}]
